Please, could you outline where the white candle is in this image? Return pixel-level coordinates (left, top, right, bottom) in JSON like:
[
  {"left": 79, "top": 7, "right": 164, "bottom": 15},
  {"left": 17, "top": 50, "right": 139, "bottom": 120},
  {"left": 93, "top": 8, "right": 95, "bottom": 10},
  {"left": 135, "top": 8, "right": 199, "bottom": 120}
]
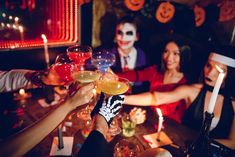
[
  {"left": 41, "top": 34, "right": 50, "bottom": 69},
  {"left": 156, "top": 108, "right": 164, "bottom": 132},
  {"left": 18, "top": 26, "right": 24, "bottom": 41},
  {"left": 156, "top": 108, "right": 164, "bottom": 141},
  {"left": 207, "top": 65, "right": 225, "bottom": 113}
]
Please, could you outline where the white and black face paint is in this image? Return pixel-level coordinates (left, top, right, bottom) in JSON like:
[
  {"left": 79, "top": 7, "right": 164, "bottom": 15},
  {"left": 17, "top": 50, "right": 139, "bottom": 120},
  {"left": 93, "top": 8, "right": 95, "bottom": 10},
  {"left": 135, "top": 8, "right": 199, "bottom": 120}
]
[{"left": 115, "top": 23, "right": 138, "bottom": 51}]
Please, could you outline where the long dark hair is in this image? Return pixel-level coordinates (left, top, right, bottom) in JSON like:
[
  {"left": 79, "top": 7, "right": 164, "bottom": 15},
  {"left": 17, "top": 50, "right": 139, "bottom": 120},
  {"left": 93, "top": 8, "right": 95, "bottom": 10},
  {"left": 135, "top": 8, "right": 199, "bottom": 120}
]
[{"left": 158, "top": 38, "right": 192, "bottom": 74}]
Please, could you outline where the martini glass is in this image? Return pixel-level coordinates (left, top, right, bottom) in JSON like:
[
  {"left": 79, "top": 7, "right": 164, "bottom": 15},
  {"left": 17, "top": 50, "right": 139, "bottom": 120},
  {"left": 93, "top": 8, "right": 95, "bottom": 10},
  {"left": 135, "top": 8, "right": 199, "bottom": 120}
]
[
  {"left": 91, "top": 50, "right": 116, "bottom": 74},
  {"left": 66, "top": 45, "right": 92, "bottom": 71},
  {"left": 91, "top": 50, "right": 130, "bottom": 137},
  {"left": 66, "top": 45, "right": 97, "bottom": 121}
]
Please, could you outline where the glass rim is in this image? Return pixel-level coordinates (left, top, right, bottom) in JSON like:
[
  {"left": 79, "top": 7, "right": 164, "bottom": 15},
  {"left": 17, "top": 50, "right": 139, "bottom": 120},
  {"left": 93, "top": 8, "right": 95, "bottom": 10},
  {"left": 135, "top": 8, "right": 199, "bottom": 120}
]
[{"left": 66, "top": 44, "right": 92, "bottom": 53}]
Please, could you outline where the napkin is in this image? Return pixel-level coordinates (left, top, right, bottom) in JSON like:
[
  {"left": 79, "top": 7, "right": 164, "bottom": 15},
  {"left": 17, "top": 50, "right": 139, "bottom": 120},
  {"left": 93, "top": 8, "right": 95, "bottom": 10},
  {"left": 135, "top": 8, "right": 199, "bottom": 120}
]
[
  {"left": 49, "top": 136, "right": 74, "bottom": 156},
  {"left": 143, "top": 131, "right": 173, "bottom": 148}
]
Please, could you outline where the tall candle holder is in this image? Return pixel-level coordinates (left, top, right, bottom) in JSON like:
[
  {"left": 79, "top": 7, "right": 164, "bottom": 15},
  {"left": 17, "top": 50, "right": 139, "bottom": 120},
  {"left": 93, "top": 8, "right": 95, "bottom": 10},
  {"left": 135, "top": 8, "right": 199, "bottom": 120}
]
[{"left": 185, "top": 111, "right": 214, "bottom": 157}]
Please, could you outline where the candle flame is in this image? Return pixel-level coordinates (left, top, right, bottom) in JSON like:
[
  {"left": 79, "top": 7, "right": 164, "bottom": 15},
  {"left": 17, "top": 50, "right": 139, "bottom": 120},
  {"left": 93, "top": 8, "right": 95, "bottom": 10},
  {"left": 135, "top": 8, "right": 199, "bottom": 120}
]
[
  {"left": 215, "top": 65, "right": 224, "bottom": 73},
  {"left": 156, "top": 108, "right": 163, "bottom": 117},
  {"left": 41, "top": 34, "right": 47, "bottom": 43},
  {"left": 14, "top": 17, "right": 19, "bottom": 22},
  {"left": 19, "top": 26, "right": 24, "bottom": 32},
  {"left": 19, "top": 89, "right": 26, "bottom": 95}
]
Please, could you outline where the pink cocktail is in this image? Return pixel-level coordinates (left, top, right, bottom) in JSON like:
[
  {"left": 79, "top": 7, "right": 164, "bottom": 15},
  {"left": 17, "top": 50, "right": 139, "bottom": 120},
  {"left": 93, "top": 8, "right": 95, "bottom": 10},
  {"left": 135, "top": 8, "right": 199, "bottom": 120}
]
[{"left": 67, "top": 45, "right": 92, "bottom": 70}]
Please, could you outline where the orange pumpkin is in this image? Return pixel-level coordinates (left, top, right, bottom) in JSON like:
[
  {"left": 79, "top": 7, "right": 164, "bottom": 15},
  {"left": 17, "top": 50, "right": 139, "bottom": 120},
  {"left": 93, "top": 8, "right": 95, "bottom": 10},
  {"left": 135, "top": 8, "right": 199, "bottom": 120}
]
[
  {"left": 219, "top": 0, "right": 235, "bottom": 22},
  {"left": 124, "top": 0, "right": 145, "bottom": 11},
  {"left": 156, "top": 2, "right": 175, "bottom": 24},
  {"left": 194, "top": 5, "right": 206, "bottom": 27}
]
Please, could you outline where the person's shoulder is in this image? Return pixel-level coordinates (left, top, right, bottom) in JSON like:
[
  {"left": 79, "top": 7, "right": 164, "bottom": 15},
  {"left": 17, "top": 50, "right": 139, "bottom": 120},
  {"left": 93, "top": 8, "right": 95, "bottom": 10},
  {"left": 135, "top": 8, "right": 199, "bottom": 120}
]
[
  {"left": 189, "top": 83, "right": 203, "bottom": 91},
  {"left": 135, "top": 46, "right": 146, "bottom": 54}
]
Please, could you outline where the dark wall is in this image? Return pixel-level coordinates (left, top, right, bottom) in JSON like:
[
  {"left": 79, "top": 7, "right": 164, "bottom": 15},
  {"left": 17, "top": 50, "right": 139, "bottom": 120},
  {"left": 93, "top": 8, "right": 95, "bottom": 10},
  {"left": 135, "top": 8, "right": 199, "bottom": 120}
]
[{"left": 0, "top": 47, "right": 67, "bottom": 70}]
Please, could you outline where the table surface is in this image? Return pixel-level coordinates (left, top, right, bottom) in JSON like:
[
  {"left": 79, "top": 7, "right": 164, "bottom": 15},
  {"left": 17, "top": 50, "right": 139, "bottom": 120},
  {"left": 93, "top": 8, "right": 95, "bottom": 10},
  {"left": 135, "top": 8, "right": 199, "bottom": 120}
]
[{"left": 0, "top": 87, "right": 199, "bottom": 157}]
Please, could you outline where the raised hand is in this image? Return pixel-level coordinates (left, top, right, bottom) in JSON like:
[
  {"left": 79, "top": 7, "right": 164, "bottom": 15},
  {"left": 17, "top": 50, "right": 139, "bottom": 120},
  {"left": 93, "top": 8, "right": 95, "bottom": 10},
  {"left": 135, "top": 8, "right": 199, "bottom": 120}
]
[
  {"left": 91, "top": 93, "right": 125, "bottom": 125},
  {"left": 66, "top": 83, "right": 95, "bottom": 110}
]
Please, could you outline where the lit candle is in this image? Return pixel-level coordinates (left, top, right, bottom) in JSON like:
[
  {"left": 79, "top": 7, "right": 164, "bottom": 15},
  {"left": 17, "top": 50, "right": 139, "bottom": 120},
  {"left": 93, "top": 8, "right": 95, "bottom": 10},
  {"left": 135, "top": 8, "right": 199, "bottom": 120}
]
[
  {"left": 41, "top": 34, "right": 50, "bottom": 69},
  {"left": 18, "top": 26, "right": 24, "bottom": 41},
  {"left": 207, "top": 65, "right": 225, "bottom": 114},
  {"left": 19, "top": 89, "right": 26, "bottom": 96},
  {"left": 156, "top": 108, "right": 164, "bottom": 141}
]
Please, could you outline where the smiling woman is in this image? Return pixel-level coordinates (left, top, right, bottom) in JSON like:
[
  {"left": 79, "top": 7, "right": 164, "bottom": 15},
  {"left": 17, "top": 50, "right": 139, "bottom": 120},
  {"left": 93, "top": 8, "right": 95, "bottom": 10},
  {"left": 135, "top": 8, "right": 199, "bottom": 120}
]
[{"left": 116, "top": 36, "right": 192, "bottom": 123}]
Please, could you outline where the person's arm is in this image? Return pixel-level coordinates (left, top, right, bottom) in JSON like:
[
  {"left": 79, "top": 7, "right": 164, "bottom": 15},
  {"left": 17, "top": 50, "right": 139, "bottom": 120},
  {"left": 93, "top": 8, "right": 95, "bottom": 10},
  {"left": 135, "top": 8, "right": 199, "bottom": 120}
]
[
  {"left": 77, "top": 115, "right": 110, "bottom": 157},
  {"left": 124, "top": 85, "right": 192, "bottom": 106},
  {"left": 77, "top": 94, "right": 125, "bottom": 157},
  {"left": 0, "top": 67, "right": 68, "bottom": 93},
  {"left": 215, "top": 100, "right": 235, "bottom": 149},
  {"left": 0, "top": 83, "right": 94, "bottom": 157},
  {"left": 0, "top": 69, "right": 36, "bottom": 92}
]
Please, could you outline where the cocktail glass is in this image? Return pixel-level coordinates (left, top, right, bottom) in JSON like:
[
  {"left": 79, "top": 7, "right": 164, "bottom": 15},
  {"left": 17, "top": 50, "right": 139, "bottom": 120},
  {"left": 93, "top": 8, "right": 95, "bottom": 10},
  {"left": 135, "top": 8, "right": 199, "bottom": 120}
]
[
  {"left": 96, "top": 77, "right": 130, "bottom": 96},
  {"left": 66, "top": 45, "right": 92, "bottom": 71},
  {"left": 114, "top": 139, "right": 141, "bottom": 157},
  {"left": 91, "top": 50, "right": 115, "bottom": 74}
]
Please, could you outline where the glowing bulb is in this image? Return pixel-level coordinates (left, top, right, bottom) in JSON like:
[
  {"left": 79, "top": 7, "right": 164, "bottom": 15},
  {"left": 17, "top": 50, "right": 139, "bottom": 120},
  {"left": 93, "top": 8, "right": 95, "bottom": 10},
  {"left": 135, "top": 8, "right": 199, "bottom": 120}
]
[{"left": 2, "top": 13, "right": 6, "bottom": 18}]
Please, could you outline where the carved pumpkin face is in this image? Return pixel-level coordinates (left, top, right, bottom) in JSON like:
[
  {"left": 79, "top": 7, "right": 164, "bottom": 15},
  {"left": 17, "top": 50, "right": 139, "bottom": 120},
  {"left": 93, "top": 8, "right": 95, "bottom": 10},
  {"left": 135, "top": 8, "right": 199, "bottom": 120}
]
[
  {"left": 194, "top": 5, "right": 206, "bottom": 27},
  {"left": 219, "top": 0, "right": 235, "bottom": 22},
  {"left": 125, "top": 0, "right": 145, "bottom": 11},
  {"left": 156, "top": 2, "right": 175, "bottom": 23}
]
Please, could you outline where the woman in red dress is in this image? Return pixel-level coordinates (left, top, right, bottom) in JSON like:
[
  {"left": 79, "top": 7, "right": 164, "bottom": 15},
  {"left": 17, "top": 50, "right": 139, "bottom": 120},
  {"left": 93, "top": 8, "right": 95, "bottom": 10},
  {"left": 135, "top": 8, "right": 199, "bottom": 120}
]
[{"left": 118, "top": 37, "right": 192, "bottom": 123}]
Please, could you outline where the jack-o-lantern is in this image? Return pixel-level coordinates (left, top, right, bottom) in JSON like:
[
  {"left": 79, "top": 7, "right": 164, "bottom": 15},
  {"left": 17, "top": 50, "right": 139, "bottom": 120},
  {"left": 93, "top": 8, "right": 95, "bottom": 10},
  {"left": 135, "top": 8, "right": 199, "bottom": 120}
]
[
  {"left": 156, "top": 2, "right": 175, "bottom": 24},
  {"left": 219, "top": 0, "right": 235, "bottom": 22},
  {"left": 125, "top": 0, "right": 145, "bottom": 11},
  {"left": 194, "top": 5, "right": 206, "bottom": 27}
]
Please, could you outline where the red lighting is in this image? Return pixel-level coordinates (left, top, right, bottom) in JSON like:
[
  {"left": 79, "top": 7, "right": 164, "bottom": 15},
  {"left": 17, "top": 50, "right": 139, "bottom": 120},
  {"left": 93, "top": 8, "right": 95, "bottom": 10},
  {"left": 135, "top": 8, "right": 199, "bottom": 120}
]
[{"left": 0, "top": 0, "right": 80, "bottom": 51}]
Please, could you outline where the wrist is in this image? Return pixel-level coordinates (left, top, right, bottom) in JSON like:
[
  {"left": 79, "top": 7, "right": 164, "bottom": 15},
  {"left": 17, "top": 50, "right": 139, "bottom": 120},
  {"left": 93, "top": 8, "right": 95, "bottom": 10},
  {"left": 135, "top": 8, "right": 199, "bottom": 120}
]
[
  {"left": 61, "top": 100, "right": 74, "bottom": 114},
  {"left": 29, "top": 71, "right": 47, "bottom": 87},
  {"left": 94, "top": 114, "right": 109, "bottom": 136}
]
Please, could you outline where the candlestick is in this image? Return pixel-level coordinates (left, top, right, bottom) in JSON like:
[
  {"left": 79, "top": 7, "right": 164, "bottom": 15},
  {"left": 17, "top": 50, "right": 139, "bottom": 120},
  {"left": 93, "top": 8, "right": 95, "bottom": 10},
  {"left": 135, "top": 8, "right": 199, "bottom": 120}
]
[
  {"left": 207, "top": 65, "right": 225, "bottom": 114},
  {"left": 156, "top": 108, "right": 164, "bottom": 141},
  {"left": 41, "top": 34, "right": 50, "bottom": 69},
  {"left": 57, "top": 125, "right": 64, "bottom": 150}
]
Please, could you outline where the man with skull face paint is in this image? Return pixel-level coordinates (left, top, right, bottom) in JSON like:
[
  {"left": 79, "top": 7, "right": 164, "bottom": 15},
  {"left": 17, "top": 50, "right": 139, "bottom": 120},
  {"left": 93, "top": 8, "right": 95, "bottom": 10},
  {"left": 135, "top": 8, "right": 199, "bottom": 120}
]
[{"left": 109, "top": 16, "right": 148, "bottom": 94}]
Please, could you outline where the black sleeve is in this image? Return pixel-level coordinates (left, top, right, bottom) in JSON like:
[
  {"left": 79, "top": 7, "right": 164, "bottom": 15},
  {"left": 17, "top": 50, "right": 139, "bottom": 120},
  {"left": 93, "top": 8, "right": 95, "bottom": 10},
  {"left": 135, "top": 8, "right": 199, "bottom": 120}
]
[{"left": 77, "top": 130, "right": 111, "bottom": 157}]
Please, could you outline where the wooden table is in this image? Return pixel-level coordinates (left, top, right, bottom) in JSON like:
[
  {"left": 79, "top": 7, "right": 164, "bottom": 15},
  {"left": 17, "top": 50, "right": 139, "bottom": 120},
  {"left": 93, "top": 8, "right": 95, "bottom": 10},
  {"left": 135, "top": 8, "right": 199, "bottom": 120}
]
[{"left": 0, "top": 88, "right": 198, "bottom": 157}]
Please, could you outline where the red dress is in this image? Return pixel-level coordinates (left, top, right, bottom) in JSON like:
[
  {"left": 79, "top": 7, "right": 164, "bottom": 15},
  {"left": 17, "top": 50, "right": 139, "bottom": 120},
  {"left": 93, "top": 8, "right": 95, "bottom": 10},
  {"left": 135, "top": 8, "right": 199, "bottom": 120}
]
[{"left": 118, "top": 65, "right": 187, "bottom": 123}]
